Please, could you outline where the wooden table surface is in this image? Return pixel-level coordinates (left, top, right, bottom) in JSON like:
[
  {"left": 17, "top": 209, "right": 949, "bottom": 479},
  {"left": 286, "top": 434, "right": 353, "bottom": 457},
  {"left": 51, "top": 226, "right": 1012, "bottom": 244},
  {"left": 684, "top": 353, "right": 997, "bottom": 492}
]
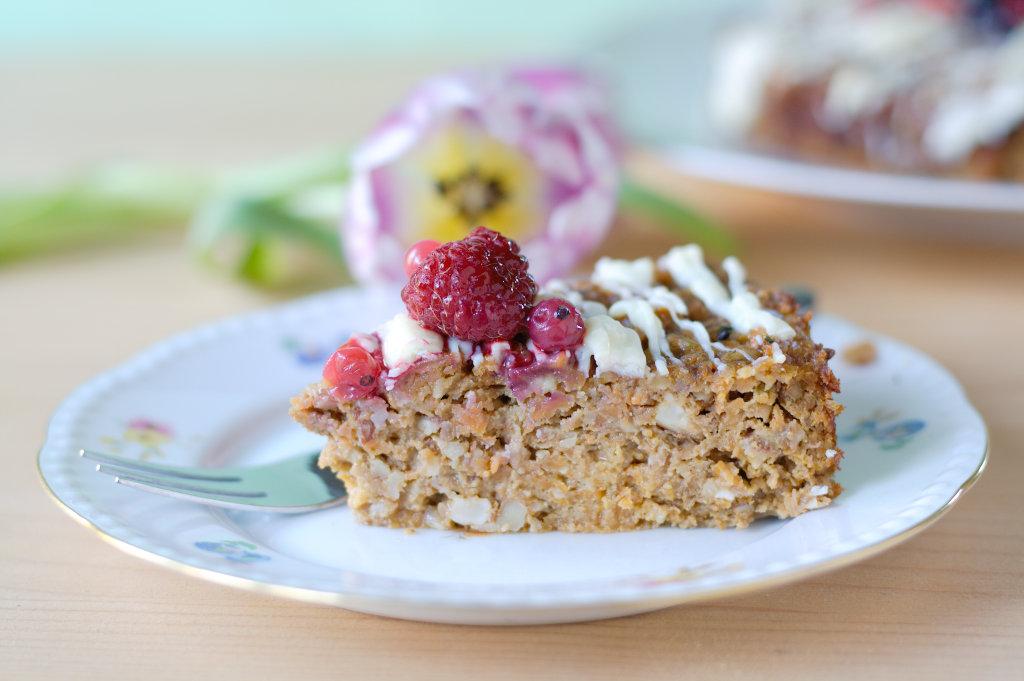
[{"left": 2, "top": 58, "right": 1022, "bottom": 680}]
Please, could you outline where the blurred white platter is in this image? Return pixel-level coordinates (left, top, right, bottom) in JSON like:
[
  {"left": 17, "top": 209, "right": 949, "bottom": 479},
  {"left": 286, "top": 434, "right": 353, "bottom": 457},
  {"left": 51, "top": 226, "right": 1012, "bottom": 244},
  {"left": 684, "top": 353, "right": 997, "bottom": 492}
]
[{"left": 667, "top": 145, "right": 1024, "bottom": 214}]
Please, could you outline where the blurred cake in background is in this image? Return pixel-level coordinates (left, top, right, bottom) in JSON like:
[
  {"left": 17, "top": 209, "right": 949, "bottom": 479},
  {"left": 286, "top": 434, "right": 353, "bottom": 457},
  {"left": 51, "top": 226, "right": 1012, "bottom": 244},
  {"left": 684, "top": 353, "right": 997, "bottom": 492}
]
[{"left": 709, "top": 0, "right": 1024, "bottom": 181}]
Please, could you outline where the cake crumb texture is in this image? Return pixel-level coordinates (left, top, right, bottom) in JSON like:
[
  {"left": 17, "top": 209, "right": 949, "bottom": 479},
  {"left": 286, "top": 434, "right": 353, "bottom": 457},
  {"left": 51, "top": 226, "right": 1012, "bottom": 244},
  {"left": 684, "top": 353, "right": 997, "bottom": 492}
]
[{"left": 292, "top": 279, "right": 843, "bottom": 532}]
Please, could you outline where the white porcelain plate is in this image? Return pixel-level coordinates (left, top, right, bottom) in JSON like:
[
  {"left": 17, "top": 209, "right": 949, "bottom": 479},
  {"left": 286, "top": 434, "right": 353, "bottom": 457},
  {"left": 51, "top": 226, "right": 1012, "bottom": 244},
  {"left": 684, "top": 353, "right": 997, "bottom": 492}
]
[{"left": 38, "top": 287, "right": 987, "bottom": 625}]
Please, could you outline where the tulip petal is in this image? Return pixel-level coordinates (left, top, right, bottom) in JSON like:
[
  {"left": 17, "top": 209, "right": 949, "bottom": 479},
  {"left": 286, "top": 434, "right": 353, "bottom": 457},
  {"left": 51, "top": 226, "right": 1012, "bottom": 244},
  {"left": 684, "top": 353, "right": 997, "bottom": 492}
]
[{"left": 342, "top": 68, "right": 621, "bottom": 283}]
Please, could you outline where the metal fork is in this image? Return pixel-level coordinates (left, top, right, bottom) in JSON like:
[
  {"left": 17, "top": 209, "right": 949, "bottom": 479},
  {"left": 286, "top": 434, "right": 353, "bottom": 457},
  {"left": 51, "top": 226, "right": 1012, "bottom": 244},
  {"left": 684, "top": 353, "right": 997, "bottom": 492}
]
[{"left": 80, "top": 449, "right": 346, "bottom": 513}]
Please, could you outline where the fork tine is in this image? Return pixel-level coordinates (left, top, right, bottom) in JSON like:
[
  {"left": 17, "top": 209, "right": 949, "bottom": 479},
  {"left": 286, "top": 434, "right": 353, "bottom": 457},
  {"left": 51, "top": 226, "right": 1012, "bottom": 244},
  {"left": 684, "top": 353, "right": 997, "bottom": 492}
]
[
  {"left": 109, "top": 471, "right": 268, "bottom": 499},
  {"left": 82, "top": 448, "right": 346, "bottom": 513},
  {"left": 90, "top": 460, "right": 244, "bottom": 484},
  {"left": 111, "top": 474, "right": 342, "bottom": 513},
  {"left": 81, "top": 449, "right": 241, "bottom": 482},
  {"left": 94, "top": 463, "right": 248, "bottom": 490}
]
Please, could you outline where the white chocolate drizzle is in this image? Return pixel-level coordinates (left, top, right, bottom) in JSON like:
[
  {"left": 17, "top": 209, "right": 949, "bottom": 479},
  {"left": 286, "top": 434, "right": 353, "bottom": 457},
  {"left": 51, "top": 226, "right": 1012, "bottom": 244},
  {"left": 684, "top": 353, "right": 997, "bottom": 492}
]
[
  {"left": 591, "top": 257, "right": 722, "bottom": 368},
  {"left": 645, "top": 286, "right": 689, "bottom": 322},
  {"left": 446, "top": 337, "right": 475, "bottom": 357},
  {"left": 486, "top": 341, "right": 510, "bottom": 365},
  {"left": 350, "top": 332, "right": 380, "bottom": 354},
  {"left": 470, "top": 341, "right": 511, "bottom": 368},
  {"left": 591, "top": 256, "right": 655, "bottom": 294},
  {"left": 377, "top": 312, "right": 444, "bottom": 376},
  {"left": 712, "top": 341, "right": 752, "bottom": 361},
  {"left": 575, "top": 315, "right": 647, "bottom": 378},
  {"left": 675, "top": 320, "right": 722, "bottom": 368},
  {"left": 538, "top": 279, "right": 607, "bottom": 318},
  {"left": 608, "top": 299, "right": 674, "bottom": 375},
  {"left": 572, "top": 247, "right": 798, "bottom": 377},
  {"left": 647, "top": 286, "right": 722, "bottom": 367},
  {"left": 659, "top": 245, "right": 794, "bottom": 340}
]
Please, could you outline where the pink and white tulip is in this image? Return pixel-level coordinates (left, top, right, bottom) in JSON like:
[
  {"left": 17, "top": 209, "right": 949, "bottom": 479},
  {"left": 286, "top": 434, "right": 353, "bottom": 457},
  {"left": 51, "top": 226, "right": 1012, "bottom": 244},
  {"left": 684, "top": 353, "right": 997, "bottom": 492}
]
[{"left": 343, "top": 68, "right": 621, "bottom": 283}]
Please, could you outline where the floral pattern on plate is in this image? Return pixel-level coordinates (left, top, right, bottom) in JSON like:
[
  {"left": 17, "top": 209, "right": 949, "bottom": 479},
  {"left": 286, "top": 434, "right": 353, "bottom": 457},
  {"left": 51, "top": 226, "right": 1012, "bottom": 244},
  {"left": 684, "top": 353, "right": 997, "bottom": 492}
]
[
  {"left": 99, "top": 418, "right": 175, "bottom": 461},
  {"left": 842, "top": 410, "right": 927, "bottom": 450}
]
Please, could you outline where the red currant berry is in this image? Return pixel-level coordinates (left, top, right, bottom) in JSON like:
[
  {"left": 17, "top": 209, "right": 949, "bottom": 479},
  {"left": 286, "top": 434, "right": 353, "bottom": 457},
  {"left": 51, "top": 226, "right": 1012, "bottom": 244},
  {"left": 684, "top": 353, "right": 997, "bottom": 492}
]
[
  {"left": 404, "top": 239, "right": 441, "bottom": 277},
  {"left": 528, "top": 299, "right": 585, "bottom": 352},
  {"left": 501, "top": 347, "right": 535, "bottom": 372},
  {"left": 322, "top": 344, "right": 382, "bottom": 400}
]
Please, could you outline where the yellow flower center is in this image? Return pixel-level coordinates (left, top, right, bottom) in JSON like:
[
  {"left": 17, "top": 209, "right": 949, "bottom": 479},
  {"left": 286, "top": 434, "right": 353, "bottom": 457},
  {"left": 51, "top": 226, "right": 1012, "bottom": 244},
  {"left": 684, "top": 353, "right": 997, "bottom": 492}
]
[
  {"left": 391, "top": 120, "right": 543, "bottom": 244},
  {"left": 434, "top": 165, "right": 508, "bottom": 224}
]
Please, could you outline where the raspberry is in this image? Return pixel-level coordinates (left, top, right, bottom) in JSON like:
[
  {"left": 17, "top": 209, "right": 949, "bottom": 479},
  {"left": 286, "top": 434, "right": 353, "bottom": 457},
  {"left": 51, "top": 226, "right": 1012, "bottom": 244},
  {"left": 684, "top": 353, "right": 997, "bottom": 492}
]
[
  {"left": 460, "top": 226, "right": 518, "bottom": 254},
  {"left": 528, "top": 299, "right": 585, "bottom": 352},
  {"left": 323, "top": 343, "right": 382, "bottom": 400},
  {"left": 401, "top": 227, "right": 537, "bottom": 342}
]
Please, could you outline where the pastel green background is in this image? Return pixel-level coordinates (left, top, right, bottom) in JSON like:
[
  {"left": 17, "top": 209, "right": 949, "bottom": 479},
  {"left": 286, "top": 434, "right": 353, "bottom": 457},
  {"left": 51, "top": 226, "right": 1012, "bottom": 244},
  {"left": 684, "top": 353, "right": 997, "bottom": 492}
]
[{"left": 3, "top": 0, "right": 698, "bottom": 55}]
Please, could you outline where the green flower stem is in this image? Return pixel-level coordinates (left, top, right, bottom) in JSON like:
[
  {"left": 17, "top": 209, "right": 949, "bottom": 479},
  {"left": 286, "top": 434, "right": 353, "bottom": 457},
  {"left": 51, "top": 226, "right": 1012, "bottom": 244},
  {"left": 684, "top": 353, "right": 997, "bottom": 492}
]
[
  {"left": 619, "top": 177, "right": 737, "bottom": 255},
  {"left": 0, "top": 151, "right": 351, "bottom": 288},
  {"left": 1, "top": 153, "right": 733, "bottom": 290},
  {"left": 0, "top": 163, "right": 205, "bottom": 264},
  {"left": 188, "top": 150, "right": 352, "bottom": 287}
]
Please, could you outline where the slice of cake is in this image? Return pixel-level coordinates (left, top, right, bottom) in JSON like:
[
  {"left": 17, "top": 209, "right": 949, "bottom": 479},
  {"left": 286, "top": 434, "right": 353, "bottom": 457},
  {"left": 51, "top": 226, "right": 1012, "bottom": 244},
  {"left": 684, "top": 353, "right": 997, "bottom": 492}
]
[
  {"left": 709, "top": 0, "right": 1024, "bottom": 181},
  {"left": 291, "top": 227, "right": 843, "bottom": 532}
]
